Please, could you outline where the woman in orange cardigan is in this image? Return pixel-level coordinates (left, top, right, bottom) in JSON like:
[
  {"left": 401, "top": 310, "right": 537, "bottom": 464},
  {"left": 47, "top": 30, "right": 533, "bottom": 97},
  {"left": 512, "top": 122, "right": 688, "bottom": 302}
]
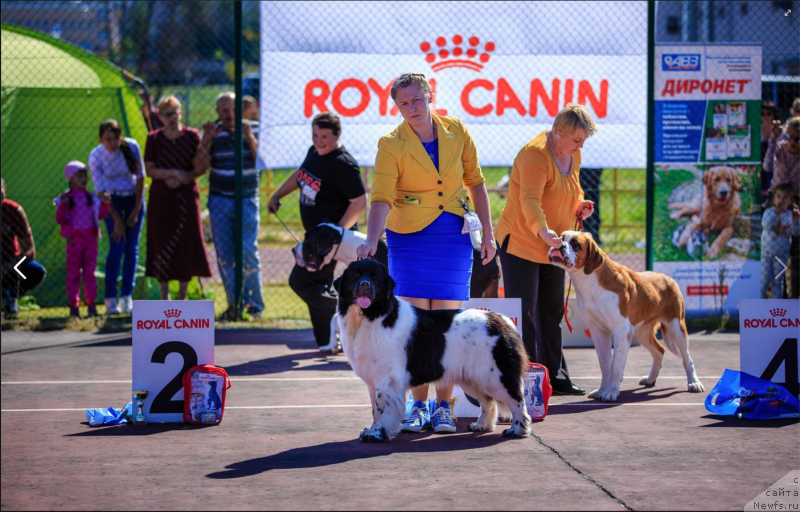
[
  {"left": 495, "top": 104, "right": 597, "bottom": 396},
  {"left": 357, "top": 73, "right": 496, "bottom": 434}
]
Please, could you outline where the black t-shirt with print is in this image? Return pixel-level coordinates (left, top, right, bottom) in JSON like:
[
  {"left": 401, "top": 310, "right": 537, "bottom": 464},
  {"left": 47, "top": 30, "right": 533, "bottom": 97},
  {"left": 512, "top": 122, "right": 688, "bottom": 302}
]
[{"left": 297, "top": 145, "right": 365, "bottom": 232}]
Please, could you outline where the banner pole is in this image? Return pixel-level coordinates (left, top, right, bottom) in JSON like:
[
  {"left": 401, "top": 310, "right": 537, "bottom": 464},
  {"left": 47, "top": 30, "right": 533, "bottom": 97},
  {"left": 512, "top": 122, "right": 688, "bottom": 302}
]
[
  {"left": 234, "top": 0, "right": 244, "bottom": 319},
  {"left": 646, "top": 0, "right": 656, "bottom": 272}
]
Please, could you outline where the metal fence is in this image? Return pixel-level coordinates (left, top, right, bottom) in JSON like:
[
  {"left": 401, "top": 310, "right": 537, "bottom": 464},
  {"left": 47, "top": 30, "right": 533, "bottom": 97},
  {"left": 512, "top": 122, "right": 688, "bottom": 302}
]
[{"left": 1, "top": 1, "right": 798, "bottom": 328}]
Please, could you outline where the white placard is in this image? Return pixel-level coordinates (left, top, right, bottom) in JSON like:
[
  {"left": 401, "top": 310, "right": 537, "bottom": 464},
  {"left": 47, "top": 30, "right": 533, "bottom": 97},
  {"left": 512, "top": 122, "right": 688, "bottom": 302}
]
[
  {"left": 132, "top": 301, "right": 215, "bottom": 423},
  {"left": 740, "top": 299, "right": 799, "bottom": 393},
  {"left": 461, "top": 297, "right": 522, "bottom": 335}
]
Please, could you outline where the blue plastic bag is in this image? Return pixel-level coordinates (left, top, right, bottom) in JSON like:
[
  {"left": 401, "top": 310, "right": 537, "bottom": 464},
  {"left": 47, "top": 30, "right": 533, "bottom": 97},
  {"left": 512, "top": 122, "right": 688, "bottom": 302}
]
[
  {"left": 705, "top": 369, "right": 799, "bottom": 419},
  {"left": 86, "top": 402, "right": 132, "bottom": 427}
]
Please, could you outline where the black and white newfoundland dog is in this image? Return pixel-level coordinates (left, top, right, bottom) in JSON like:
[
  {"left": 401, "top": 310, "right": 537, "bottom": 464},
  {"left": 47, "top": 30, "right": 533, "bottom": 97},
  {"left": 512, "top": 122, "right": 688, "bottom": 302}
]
[{"left": 334, "top": 259, "right": 531, "bottom": 443}]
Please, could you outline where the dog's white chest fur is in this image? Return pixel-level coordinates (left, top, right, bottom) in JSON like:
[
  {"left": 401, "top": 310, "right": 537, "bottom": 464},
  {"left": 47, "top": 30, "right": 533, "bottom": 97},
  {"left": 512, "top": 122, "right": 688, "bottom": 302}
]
[
  {"left": 572, "top": 273, "right": 630, "bottom": 332},
  {"left": 338, "top": 301, "right": 412, "bottom": 384}
]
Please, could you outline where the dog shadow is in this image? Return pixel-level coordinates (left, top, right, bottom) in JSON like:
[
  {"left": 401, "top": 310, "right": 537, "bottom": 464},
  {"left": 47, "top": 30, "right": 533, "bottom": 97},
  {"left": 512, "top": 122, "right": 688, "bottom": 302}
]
[
  {"left": 548, "top": 385, "right": 686, "bottom": 415},
  {"left": 224, "top": 351, "right": 352, "bottom": 376},
  {"left": 699, "top": 414, "right": 800, "bottom": 429},
  {"left": 206, "top": 432, "right": 509, "bottom": 479}
]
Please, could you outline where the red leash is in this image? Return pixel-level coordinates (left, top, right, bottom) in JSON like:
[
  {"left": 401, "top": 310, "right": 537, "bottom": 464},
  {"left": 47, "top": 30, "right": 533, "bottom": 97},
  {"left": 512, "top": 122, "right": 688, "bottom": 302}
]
[{"left": 563, "top": 215, "right": 584, "bottom": 334}]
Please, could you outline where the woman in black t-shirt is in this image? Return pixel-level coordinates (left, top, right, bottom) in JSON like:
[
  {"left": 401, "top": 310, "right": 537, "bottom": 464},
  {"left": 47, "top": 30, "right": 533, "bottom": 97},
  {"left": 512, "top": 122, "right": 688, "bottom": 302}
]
[{"left": 268, "top": 113, "right": 367, "bottom": 349}]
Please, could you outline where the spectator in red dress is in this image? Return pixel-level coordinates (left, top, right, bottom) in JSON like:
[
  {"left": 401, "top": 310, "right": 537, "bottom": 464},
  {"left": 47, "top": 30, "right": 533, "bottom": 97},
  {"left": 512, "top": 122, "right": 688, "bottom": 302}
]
[{"left": 143, "top": 95, "right": 211, "bottom": 300}]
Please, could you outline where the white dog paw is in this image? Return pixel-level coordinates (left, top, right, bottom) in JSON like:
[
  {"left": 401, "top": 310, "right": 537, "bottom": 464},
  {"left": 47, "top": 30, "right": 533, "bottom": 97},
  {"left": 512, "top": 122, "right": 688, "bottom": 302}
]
[
  {"left": 597, "top": 389, "right": 619, "bottom": 402},
  {"left": 501, "top": 427, "right": 527, "bottom": 438},
  {"left": 687, "top": 381, "right": 705, "bottom": 393},
  {"left": 468, "top": 422, "right": 493, "bottom": 432},
  {"left": 588, "top": 388, "right": 602, "bottom": 399},
  {"left": 359, "top": 427, "right": 387, "bottom": 443},
  {"left": 639, "top": 376, "right": 656, "bottom": 387}
]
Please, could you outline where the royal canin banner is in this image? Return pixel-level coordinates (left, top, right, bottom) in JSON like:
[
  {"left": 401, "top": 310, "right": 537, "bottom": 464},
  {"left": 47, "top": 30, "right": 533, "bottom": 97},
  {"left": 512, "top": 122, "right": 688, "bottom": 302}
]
[{"left": 258, "top": 1, "right": 648, "bottom": 169}]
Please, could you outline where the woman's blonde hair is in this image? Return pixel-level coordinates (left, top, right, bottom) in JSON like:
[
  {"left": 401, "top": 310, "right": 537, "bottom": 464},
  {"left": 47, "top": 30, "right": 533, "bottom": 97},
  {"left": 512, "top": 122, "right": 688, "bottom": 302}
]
[
  {"left": 786, "top": 116, "right": 800, "bottom": 132},
  {"left": 553, "top": 104, "right": 598, "bottom": 137},
  {"left": 390, "top": 73, "right": 432, "bottom": 102},
  {"left": 157, "top": 95, "right": 182, "bottom": 112}
]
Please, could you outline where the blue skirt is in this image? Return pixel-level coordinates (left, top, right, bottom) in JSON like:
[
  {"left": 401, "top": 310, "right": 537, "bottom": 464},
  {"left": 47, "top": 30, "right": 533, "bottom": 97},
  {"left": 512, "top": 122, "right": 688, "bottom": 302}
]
[{"left": 386, "top": 212, "right": 473, "bottom": 301}]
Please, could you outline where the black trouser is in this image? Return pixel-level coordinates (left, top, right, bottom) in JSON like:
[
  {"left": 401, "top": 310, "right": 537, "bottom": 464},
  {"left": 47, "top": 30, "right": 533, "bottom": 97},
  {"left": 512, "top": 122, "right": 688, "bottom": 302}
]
[
  {"left": 470, "top": 248, "right": 500, "bottom": 298},
  {"left": 289, "top": 261, "right": 338, "bottom": 347},
  {"left": 579, "top": 168, "right": 602, "bottom": 245},
  {"left": 2, "top": 259, "right": 47, "bottom": 299},
  {"left": 498, "top": 235, "right": 571, "bottom": 383}
]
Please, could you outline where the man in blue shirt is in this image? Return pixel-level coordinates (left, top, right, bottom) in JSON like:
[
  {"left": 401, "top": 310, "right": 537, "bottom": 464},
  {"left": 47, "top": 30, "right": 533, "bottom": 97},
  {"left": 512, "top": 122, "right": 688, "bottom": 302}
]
[{"left": 196, "top": 92, "right": 264, "bottom": 320}]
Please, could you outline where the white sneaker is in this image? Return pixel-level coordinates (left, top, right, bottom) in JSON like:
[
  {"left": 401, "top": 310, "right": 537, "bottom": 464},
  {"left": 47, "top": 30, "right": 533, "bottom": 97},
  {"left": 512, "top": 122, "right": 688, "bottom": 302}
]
[
  {"left": 119, "top": 296, "right": 133, "bottom": 314},
  {"left": 105, "top": 297, "right": 121, "bottom": 315}
]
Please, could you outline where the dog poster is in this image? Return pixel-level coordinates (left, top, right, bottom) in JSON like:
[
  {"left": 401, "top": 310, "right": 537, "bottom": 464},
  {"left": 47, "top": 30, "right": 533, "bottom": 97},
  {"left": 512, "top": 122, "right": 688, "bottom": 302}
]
[
  {"left": 654, "top": 164, "right": 761, "bottom": 315},
  {"left": 654, "top": 44, "right": 762, "bottom": 316}
]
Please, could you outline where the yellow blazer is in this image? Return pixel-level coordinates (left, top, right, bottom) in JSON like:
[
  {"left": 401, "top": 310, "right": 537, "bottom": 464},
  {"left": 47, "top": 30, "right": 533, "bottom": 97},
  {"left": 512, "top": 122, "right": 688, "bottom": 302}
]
[
  {"left": 371, "top": 115, "right": 486, "bottom": 234},
  {"left": 495, "top": 131, "right": 584, "bottom": 264}
]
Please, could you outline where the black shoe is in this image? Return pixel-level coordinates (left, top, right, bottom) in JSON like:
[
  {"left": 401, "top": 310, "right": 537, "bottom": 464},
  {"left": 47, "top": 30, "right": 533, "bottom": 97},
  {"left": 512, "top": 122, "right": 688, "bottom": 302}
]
[{"left": 551, "top": 381, "right": 586, "bottom": 396}]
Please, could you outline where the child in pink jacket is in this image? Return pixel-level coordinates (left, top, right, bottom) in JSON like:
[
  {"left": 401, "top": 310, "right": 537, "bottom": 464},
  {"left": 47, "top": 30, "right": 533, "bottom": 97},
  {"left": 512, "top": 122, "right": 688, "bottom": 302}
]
[{"left": 55, "top": 161, "right": 110, "bottom": 318}]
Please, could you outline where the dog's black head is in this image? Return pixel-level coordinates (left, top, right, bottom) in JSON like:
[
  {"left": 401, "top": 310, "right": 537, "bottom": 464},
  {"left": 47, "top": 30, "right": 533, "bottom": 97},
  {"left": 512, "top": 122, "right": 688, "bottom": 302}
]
[
  {"left": 302, "top": 225, "right": 341, "bottom": 272},
  {"left": 334, "top": 259, "right": 395, "bottom": 320}
]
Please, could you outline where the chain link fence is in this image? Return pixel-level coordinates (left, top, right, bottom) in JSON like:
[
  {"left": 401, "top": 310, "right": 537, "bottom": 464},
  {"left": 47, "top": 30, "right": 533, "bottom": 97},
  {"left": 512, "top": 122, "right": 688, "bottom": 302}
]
[{"left": 1, "top": 1, "right": 798, "bottom": 329}]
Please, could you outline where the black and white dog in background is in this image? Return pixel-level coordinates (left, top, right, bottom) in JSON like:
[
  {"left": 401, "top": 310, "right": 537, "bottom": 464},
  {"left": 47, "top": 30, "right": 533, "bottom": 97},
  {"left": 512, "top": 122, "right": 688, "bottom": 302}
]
[
  {"left": 298, "top": 223, "right": 388, "bottom": 272},
  {"left": 334, "top": 259, "right": 531, "bottom": 442},
  {"left": 295, "top": 223, "right": 389, "bottom": 353}
]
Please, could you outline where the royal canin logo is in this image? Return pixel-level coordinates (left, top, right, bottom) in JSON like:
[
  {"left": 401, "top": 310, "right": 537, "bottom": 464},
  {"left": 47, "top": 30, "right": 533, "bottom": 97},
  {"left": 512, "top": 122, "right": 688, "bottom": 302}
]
[
  {"left": 137, "top": 311, "right": 210, "bottom": 331},
  {"left": 302, "top": 35, "right": 609, "bottom": 120},
  {"left": 743, "top": 308, "right": 798, "bottom": 329},
  {"left": 420, "top": 35, "right": 495, "bottom": 73}
]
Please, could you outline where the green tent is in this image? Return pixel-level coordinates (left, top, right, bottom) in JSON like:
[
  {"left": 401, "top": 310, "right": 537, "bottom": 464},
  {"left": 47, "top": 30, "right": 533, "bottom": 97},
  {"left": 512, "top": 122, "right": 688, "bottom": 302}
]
[{"left": 1, "top": 23, "right": 149, "bottom": 307}]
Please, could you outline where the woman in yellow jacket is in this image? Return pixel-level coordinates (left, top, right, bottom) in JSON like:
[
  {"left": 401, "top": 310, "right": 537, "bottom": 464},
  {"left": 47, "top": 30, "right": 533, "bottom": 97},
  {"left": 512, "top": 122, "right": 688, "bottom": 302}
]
[
  {"left": 494, "top": 104, "right": 597, "bottom": 396},
  {"left": 357, "top": 73, "right": 496, "bottom": 434}
]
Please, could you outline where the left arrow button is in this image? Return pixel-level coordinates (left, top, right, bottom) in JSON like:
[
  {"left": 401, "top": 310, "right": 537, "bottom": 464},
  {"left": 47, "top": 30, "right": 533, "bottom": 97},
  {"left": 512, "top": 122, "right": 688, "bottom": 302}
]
[{"left": 14, "top": 256, "right": 27, "bottom": 280}]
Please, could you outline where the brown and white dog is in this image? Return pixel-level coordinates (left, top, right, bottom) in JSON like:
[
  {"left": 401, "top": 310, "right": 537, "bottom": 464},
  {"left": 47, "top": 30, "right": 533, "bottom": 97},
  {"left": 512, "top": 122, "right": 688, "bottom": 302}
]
[
  {"left": 668, "top": 166, "right": 742, "bottom": 259},
  {"left": 548, "top": 232, "right": 705, "bottom": 402}
]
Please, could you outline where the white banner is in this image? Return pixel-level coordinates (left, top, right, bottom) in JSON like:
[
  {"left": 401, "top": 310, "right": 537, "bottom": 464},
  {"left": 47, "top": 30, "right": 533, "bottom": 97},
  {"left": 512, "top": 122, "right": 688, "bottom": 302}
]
[{"left": 258, "top": 1, "right": 647, "bottom": 169}]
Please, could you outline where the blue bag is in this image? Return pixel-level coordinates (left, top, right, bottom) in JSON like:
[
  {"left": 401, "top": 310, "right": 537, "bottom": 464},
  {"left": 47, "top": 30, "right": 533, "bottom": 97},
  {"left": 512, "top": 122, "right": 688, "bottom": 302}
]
[
  {"left": 86, "top": 402, "right": 132, "bottom": 427},
  {"left": 705, "top": 369, "right": 799, "bottom": 419}
]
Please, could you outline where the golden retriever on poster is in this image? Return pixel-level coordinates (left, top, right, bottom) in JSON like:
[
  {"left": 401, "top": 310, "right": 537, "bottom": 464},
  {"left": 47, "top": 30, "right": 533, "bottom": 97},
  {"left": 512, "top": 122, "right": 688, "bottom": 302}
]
[{"left": 668, "top": 166, "right": 742, "bottom": 259}]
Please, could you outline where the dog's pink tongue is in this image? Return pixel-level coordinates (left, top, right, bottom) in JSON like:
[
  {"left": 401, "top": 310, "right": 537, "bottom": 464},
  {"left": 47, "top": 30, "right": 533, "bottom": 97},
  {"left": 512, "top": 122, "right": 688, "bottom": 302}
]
[{"left": 356, "top": 296, "right": 372, "bottom": 309}]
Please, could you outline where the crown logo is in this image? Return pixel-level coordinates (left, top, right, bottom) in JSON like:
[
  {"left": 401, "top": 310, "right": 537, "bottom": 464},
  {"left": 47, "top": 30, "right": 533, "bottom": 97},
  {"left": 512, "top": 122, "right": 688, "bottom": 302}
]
[
  {"left": 769, "top": 308, "right": 786, "bottom": 318},
  {"left": 420, "top": 35, "right": 495, "bottom": 73},
  {"left": 164, "top": 309, "right": 182, "bottom": 319}
]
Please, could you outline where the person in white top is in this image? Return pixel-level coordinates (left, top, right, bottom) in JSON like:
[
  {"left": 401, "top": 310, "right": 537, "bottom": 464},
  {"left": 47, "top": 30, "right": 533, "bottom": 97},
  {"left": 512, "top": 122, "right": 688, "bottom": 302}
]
[{"left": 87, "top": 120, "right": 146, "bottom": 315}]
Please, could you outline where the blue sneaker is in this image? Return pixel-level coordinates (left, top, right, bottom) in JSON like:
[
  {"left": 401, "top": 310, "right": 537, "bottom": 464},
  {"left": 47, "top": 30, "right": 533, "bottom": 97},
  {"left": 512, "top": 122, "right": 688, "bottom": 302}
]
[
  {"left": 432, "top": 400, "right": 456, "bottom": 433},
  {"left": 401, "top": 400, "right": 431, "bottom": 433}
]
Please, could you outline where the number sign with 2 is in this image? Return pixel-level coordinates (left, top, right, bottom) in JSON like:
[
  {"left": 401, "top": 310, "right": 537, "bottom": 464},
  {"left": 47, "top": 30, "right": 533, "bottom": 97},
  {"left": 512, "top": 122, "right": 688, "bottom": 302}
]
[{"left": 132, "top": 301, "right": 215, "bottom": 422}]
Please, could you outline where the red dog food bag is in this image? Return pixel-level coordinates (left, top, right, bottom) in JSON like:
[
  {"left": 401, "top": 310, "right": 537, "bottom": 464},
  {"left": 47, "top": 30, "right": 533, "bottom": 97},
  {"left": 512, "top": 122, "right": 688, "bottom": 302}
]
[
  {"left": 524, "top": 363, "right": 552, "bottom": 421},
  {"left": 183, "top": 365, "right": 231, "bottom": 425}
]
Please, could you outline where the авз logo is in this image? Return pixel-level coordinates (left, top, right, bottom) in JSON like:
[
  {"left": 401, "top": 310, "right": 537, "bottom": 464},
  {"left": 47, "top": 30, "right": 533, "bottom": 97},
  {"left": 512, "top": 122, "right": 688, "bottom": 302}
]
[{"left": 662, "top": 54, "right": 701, "bottom": 71}]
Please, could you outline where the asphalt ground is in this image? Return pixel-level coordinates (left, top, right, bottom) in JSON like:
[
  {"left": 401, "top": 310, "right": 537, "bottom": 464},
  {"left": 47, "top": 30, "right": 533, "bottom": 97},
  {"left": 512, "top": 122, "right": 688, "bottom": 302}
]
[{"left": 1, "top": 328, "right": 798, "bottom": 511}]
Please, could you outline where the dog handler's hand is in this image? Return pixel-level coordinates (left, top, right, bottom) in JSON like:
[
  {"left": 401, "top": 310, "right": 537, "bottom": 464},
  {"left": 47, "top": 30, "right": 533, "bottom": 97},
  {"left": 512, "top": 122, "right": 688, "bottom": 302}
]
[
  {"left": 538, "top": 228, "right": 562, "bottom": 248},
  {"left": 576, "top": 200, "right": 595, "bottom": 220},
  {"left": 267, "top": 195, "right": 281, "bottom": 214},
  {"left": 481, "top": 231, "right": 496, "bottom": 265},
  {"left": 357, "top": 241, "right": 378, "bottom": 260}
]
